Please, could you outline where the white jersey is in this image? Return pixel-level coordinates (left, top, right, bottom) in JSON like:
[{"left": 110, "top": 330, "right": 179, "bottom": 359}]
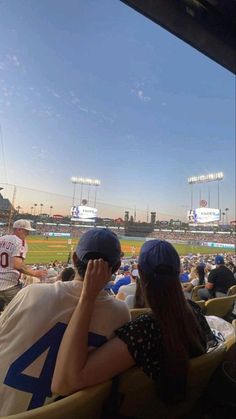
[
  {"left": 0, "top": 234, "right": 28, "bottom": 290},
  {"left": 0, "top": 280, "right": 130, "bottom": 415}
]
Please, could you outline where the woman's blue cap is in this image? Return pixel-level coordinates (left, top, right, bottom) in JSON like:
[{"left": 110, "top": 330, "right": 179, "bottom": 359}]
[{"left": 138, "top": 240, "right": 180, "bottom": 275}]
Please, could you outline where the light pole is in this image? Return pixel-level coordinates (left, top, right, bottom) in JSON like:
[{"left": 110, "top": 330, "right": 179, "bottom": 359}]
[
  {"left": 34, "top": 203, "right": 37, "bottom": 216},
  {"left": 50, "top": 206, "right": 53, "bottom": 217},
  {"left": 222, "top": 212, "right": 225, "bottom": 225},
  {"left": 40, "top": 203, "right": 43, "bottom": 215},
  {"left": 225, "top": 208, "right": 229, "bottom": 225},
  {"left": 70, "top": 177, "right": 101, "bottom": 209}
]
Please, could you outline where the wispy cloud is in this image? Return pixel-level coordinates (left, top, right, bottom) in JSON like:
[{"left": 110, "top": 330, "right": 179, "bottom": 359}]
[
  {"left": 46, "top": 87, "right": 61, "bottom": 99},
  {"left": 11, "top": 55, "right": 20, "bottom": 67},
  {"left": 69, "top": 91, "right": 114, "bottom": 124},
  {"left": 0, "top": 54, "right": 22, "bottom": 72},
  {"left": 69, "top": 91, "right": 80, "bottom": 105},
  {"left": 137, "top": 89, "right": 151, "bottom": 102},
  {"left": 131, "top": 80, "right": 151, "bottom": 102}
]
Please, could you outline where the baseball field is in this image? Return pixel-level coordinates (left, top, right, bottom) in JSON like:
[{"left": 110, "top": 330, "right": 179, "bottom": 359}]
[{"left": 25, "top": 236, "right": 234, "bottom": 264}]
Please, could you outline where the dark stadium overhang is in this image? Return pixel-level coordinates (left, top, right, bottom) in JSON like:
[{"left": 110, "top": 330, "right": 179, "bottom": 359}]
[{"left": 120, "top": 0, "right": 236, "bottom": 74}]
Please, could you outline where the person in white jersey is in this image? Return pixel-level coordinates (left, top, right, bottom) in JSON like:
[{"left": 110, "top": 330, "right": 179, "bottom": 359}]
[
  {"left": 0, "top": 219, "right": 47, "bottom": 308},
  {"left": 0, "top": 228, "right": 130, "bottom": 416}
]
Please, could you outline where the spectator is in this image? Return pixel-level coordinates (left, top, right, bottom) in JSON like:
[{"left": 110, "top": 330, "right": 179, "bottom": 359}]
[
  {"left": 0, "top": 228, "right": 130, "bottom": 416},
  {"left": 111, "top": 266, "right": 131, "bottom": 294},
  {"left": 179, "top": 265, "right": 190, "bottom": 283},
  {"left": 52, "top": 240, "right": 216, "bottom": 404},
  {"left": 183, "top": 263, "right": 206, "bottom": 299},
  {"left": 125, "top": 275, "right": 147, "bottom": 309},
  {"left": 116, "top": 269, "right": 138, "bottom": 301},
  {"left": 60, "top": 267, "right": 75, "bottom": 282},
  {"left": 198, "top": 255, "right": 236, "bottom": 300},
  {"left": 0, "top": 220, "right": 47, "bottom": 308},
  {"left": 43, "top": 267, "right": 58, "bottom": 283}
]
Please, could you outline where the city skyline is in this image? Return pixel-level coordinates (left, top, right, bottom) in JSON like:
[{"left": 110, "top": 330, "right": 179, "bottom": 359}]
[{"left": 0, "top": 0, "right": 235, "bottom": 221}]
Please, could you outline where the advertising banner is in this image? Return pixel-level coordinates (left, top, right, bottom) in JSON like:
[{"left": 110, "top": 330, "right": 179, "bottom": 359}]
[
  {"left": 187, "top": 208, "right": 220, "bottom": 223},
  {"left": 71, "top": 205, "right": 97, "bottom": 222}
]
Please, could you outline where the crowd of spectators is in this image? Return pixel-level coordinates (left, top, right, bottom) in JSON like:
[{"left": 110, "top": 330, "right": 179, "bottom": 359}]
[
  {"left": 1, "top": 222, "right": 235, "bottom": 245},
  {"left": 150, "top": 230, "right": 235, "bottom": 244},
  {"left": 0, "top": 227, "right": 235, "bottom": 417}
]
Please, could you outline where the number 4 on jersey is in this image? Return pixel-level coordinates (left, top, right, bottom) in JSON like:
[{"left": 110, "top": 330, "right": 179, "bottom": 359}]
[{"left": 4, "top": 322, "right": 67, "bottom": 410}]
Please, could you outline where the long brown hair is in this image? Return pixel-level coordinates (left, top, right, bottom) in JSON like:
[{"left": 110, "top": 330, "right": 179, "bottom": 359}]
[
  {"left": 133, "top": 276, "right": 147, "bottom": 308},
  {"left": 140, "top": 264, "right": 206, "bottom": 404}
]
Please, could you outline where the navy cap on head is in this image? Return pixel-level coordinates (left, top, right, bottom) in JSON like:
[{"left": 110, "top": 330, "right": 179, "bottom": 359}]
[
  {"left": 215, "top": 255, "right": 224, "bottom": 265},
  {"left": 199, "top": 262, "right": 206, "bottom": 269},
  {"left": 76, "top": 228, "right": 121, "bottom": 267},
  {"left": 138, "top": 240, "right": 180, "bottom": 275}
]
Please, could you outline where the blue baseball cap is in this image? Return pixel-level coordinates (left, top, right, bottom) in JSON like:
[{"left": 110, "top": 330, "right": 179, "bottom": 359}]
[
  {"left": 215, "top": 255, "right": 224, "bottom": 265},
  {"left": 138, "top": 240, "right": 180, "bottom": 275},
  {"left": 76, "top": 228, "right": 121, "bottom": 267}
]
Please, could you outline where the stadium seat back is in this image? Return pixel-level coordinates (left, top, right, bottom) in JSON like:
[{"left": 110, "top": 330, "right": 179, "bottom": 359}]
[
  {"left": 227, "top": 285, "right": 236, "bottom": 296},
  {"left": 191, "top": 285, "right": 205, "bottom": 301},
  {"left": 129, "top": 308, "right": 151, "bottom": 320},
  {"left": 116, "top": 344, "right": 226, "bottom": 419},
  {"left": 205, "top": 295, "right": 236, "bottom": 318},
  {"left": 2, "top": 381, "right": 112, "bottom": 419}
]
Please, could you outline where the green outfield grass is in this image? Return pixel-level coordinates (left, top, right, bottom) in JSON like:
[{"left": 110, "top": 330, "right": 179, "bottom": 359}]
[{"left": 25, "top": 236, "right": 234, "bottom": 264}]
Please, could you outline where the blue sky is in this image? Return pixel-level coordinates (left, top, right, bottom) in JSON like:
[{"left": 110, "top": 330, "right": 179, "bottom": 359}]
[{"left": 0, "top": 0, "right": 235, "bottom": 221}]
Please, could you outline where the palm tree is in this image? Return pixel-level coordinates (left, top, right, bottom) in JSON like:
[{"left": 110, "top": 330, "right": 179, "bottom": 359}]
[
  {"left": 30, "top": 206, "right": 34, "bottom": 215},
  {"left": 40, "top": 203, "right": 43, "bottom": 215},
  {"left": 225, "top": 208, "right": 229, "bottom": 225},
  {"left": 34, "top": 203, "right": 37, "bottom": 216},
  {"left": 49, "top": 205, "right": 53, "bottom": 217}
]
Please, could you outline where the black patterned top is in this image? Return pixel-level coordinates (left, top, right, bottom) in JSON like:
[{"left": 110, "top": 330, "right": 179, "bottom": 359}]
[{"left": 115, "top": 300, "right": 217, "bottom": 381}]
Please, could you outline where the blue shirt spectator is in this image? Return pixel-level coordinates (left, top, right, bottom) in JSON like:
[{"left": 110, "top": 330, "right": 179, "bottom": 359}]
[{"left": 112, "top": 272, "right": 131, "bottom": 294}]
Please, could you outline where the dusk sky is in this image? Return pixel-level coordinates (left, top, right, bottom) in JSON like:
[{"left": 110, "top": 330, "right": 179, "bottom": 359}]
[{"left": 0, "top": 0, "right": 235, "bottom": 221}]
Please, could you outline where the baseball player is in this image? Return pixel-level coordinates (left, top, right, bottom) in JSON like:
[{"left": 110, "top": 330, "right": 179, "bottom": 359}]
[{"left": 0, "top": 219, "right": 47, "bottom": 308}]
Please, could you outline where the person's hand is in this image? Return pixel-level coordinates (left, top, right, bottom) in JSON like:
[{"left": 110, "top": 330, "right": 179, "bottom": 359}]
[
  {"left": 34, "top": 269, "right": 48, "bottom": 278},
  {"left": 82, "top": 259, "right": 112, "bottom": 301}
]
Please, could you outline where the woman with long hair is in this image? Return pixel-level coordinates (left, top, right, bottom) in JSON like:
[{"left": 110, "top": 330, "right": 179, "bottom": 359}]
[
  {"left": 183, "top": 263, "right": 206, "bottom": 299},
  {"left": 52, "top": 240, "right": 216, "bottom": 404}
]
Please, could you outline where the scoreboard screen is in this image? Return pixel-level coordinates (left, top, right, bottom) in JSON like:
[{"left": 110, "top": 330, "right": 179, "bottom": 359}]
[
  {"left": 71, "top": 205, "right": 97, "bottom": 222},
  {"left": 187, "top": 208, "right": 220, "bottom": 223}
]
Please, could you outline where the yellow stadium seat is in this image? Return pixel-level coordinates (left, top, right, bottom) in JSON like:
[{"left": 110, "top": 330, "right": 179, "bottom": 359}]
[
  {"left": 116, "top": 344, "right": 226, "bottom": 419},
  {"left": 130, "top": 308, "right": 151, "bottom": 320},
  {"left": 227, "top": 285, "right": 236, "bottom": 296},
  {"left": 205, "top": 295, "right": 236, "bottom": 318},
  {"left": 191, "top": 285, "right": 205, "bottom": 301},
  {"left": 1, "top": 381, "right": 112, "bottom": 419}
]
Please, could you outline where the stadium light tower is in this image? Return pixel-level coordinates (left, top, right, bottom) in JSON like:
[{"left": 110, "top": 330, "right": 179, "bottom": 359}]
[
  {"left": 70, "top": 177, "right": 101, "bottom": 207},
  {"left": 187, "top": 172, "right": 224, "bottom": 210}
]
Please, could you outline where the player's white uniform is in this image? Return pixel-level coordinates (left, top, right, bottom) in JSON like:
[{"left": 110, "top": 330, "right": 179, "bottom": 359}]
[
  {"left": 0, "top": 234, "right": 28, "bottom": 290},
  {"left": 0, "top": 280, "right": 130, "bottom": 415}
]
